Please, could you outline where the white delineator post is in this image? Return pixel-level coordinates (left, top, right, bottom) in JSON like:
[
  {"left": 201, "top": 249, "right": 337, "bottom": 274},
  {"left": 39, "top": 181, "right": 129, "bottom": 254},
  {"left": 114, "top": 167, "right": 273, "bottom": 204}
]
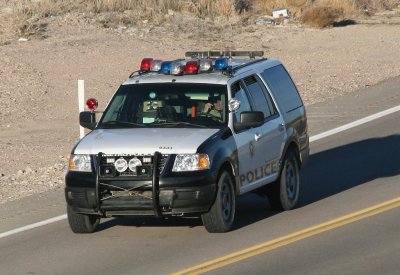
[{"left": 78, "top": 80, "right": 85, "bottom": 139}]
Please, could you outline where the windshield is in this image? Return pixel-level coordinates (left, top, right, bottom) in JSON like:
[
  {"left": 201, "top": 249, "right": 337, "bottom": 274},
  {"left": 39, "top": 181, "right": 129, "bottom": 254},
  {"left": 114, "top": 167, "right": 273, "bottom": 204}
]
[{"left": 98, "top": 83, "right": 228, "bottom": 129}]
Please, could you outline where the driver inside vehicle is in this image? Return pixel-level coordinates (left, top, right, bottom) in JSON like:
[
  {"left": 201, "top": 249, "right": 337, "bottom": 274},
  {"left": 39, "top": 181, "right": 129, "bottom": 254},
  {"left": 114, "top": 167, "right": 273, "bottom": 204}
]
[{"left": 202, "top": 96, "right": 223, "bottom": 120}]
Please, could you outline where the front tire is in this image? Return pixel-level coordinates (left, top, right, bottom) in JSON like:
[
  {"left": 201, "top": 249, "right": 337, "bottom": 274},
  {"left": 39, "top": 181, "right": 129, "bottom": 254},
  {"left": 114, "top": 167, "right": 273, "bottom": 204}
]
[
  {"left": 67, "top": 205, "right": 100, "bottom": 233},
  {"left": 202, "top": 171, "right": 236, "bottom": 233},
  {"left": 267, "top": 150, "right": 300, "bottom": 211}
]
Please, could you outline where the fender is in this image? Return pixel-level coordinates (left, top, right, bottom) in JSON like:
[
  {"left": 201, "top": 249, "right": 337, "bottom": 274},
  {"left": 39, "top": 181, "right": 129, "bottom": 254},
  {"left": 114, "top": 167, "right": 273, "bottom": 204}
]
[{"left": 197, "top": 127, "right": 239, "bottom": 194}]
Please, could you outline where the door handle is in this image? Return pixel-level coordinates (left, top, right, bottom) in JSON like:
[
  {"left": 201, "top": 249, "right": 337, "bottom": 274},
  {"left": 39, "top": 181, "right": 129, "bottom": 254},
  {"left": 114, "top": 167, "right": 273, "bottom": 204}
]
[
  {"left": 255, "top": 133, "right": 262, "bottom": 141},
  {"left": 278, "top": 123, "right": 285, "bottom": 132}
]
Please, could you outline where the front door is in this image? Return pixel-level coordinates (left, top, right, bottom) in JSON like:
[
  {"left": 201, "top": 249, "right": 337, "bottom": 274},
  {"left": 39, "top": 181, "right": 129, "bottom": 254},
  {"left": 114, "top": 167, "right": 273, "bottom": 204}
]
[{"left": 230, "top": 80, "right": 265, "bottom": 193}]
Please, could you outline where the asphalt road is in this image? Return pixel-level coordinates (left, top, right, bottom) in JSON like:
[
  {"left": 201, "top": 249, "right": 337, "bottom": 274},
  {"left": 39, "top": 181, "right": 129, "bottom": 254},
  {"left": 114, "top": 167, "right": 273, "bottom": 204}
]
[{"left": 1, "top": 77, "right": 399, "bottom": 275}]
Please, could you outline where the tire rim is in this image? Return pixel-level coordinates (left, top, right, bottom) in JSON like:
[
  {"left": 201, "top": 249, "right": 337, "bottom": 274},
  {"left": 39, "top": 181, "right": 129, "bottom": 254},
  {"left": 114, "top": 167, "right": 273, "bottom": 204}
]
[
  {"left": 221, "top": 181, "right": 232, "bottom": 222},
  {"left": 285, "top": 160, "right": 297, "bottom": 200}
]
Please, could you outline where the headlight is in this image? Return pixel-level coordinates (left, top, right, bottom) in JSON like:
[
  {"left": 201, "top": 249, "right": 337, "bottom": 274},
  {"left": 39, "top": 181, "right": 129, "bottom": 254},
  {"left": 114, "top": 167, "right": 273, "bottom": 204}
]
[
  {"left": 172, "top": 154, "right": 210, "bottom": 172},
  {"left": 68, "top": 154, "right": 92, "bottom": 172}
]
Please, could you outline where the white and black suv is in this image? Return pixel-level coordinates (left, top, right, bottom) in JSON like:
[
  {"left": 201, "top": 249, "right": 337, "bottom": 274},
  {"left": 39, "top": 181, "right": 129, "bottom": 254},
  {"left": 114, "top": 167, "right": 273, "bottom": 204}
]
[{"left": 65, "top": 51, "right": 309, "bottom": 233}]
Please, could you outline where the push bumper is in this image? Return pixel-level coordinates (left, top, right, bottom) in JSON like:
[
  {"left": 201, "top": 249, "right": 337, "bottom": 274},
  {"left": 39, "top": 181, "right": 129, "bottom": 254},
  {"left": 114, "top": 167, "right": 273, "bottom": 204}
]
[{"left": 65, "top": 152, "right": 217, "bottom": 217}]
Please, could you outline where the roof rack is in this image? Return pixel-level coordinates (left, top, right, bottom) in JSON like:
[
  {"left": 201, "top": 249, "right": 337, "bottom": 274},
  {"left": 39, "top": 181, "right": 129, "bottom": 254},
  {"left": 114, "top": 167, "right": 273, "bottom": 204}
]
[{"left": 185, "top": 51, "right": 264, "bottom": 59}]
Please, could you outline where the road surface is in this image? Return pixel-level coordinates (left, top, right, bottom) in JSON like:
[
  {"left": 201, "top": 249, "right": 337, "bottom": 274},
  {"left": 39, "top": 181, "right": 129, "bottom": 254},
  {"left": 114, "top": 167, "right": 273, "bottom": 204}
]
[{"left": 1, "top": 76, "right": 399, "bottom": 275}]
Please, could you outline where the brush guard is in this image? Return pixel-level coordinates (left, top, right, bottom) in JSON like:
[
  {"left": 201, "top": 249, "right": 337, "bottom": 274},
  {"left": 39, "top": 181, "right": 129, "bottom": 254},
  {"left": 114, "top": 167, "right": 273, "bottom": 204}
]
[{"left": 95, "top": 151, "right": 162, "bottom": 217}]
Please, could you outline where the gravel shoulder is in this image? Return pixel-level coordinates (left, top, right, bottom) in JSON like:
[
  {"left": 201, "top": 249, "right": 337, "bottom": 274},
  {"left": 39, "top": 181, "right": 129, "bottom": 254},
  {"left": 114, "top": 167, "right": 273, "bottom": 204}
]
[{"left": 1, "top": 17, "right": 400, "bottom": 204}]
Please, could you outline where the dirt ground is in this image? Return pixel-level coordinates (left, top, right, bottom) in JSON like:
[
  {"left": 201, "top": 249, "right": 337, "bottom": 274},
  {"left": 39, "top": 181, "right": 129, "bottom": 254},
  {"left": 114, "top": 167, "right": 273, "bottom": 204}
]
[{"left": 1, "top": 13, "right": 400, "bottom": 203}]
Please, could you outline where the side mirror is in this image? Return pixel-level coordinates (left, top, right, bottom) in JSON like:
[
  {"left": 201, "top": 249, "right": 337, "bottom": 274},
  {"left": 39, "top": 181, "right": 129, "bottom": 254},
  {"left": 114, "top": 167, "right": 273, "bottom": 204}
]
[
  {"left": 234, "top": 111, "right": 264, "bottom": 131},
  {"left": 80, "top": 111, "right": 96, "bottom": 130}
]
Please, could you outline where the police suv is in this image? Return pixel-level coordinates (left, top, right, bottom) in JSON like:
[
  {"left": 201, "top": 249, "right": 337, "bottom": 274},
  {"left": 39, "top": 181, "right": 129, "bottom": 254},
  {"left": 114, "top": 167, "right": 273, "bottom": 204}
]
[{"left": 66, "top": 51, "right": 309, "bottom": 233}]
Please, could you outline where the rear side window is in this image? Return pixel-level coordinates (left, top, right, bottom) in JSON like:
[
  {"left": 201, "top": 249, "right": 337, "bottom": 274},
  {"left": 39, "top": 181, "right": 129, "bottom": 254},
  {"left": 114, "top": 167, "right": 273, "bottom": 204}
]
[{"left": 261, "top": 65, "right": 303, "bottom": 113}]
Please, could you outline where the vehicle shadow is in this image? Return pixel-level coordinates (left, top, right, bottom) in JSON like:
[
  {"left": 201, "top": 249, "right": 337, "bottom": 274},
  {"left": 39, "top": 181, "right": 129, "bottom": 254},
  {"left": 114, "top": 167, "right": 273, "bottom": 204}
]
[
  {"left": 95, "top": 193, "right": 275, "bottom": 232},
  {"left": 232, "top": 193, "right": 277, "bottom": 230},
  {"left": 95, "top": 134, "right": 400, "bottom": 232},
  {"left": 299, "top": 134, "right": 400, "bottom": 207},
  {"left": 229, "top": 134, "right": 400, "bottom": 230},
  {"left": 96, "top": 215, "right": 203, "bottom": 231}
]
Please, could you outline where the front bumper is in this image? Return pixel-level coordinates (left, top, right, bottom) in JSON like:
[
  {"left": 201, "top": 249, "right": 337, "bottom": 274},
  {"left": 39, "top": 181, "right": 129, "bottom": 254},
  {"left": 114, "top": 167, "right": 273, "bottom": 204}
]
[{"left": 65, "top": 154, "right": 217, "bottom": 217}]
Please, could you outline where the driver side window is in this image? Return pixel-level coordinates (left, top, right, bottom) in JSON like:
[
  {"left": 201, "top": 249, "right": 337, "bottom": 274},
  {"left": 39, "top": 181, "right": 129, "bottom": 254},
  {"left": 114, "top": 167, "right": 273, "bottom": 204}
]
[{"left": 231, "top": 81, "right": 252, "bottom": 123}]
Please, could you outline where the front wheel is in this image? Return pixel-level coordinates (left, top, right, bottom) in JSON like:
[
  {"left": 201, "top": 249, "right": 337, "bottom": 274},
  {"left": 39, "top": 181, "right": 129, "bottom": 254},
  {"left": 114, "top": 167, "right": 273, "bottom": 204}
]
[
  {"left": 201, "top": 171, "right": 236, "bottom": 233},
  {"left": 67, "top": 205, "right": 100, "bottom": 233},
  {"left": 267, "top": 150, "right": 300, "bottom": 211}
]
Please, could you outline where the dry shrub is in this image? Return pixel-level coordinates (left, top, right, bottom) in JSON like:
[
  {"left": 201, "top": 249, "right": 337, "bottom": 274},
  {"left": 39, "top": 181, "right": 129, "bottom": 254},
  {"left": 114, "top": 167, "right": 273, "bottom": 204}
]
[
  {"left": 319, "top": 0, "right": 357, "bottom": 15},
  {"left": 185, "top": 0, "right": 239, "bottom": 19},
  {"left": 2, "top": 0, "right": 398, "bottom": 43},
  {"left": 88, "top": 0, "right": 241, "bottom": 24},
  {"left": 87, "top": 0, "right": 184, "bottom": 13},
  {"left": 286, "top": 0, "right": 309, "bottom": 7},
  {"left": 311, "top": 0, "right": 399, "bottom": 17},
  {"left": 18, "top": 22, "right": 48, "bottom": 38},
  {"left": 1, "top": 0, "right": 246, "bottom": 42},
  {"left": 8, "top": 0, "right": 60, "bottom": 17},
  {"left": 351, "top": 0, "right": 400, "bottom": 10},
  {"left": 88, "top": 0, "right": 241, "bottom": 19},
  {"left": 1, "top": 0, "right": 64, "bottom": 39},
  {"left": 214, "top": 0, "right": 238, "bottom": 19},
  {"left": 301, "top": 6, "right": 342, "bottom": 28},
  {"left": 256, "top": 0, "right": 399, "bottom": 19}
]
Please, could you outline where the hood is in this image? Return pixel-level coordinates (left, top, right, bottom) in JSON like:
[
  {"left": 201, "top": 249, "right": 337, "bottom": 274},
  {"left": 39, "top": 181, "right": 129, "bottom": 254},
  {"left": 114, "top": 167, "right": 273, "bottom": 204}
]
[{"left": 73, "top": 128, "right": 220, "bottom": 155}]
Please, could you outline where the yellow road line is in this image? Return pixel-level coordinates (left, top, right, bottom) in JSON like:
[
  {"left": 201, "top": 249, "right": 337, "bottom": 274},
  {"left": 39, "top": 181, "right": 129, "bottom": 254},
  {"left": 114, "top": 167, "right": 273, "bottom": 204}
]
[{"left": 172, "top": 197, "right": 400, "bottom": 275}]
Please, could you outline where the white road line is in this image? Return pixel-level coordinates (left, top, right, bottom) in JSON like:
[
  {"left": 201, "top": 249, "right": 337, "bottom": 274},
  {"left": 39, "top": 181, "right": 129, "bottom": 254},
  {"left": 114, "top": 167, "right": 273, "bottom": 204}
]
[
  {"left": 0, "top": 214, "right": 67, "bottom": 239},
  {"left": 310, "top": 105, "right": 400, "bottom": 142},
  {"left": 1, "top": 104, "right": 400, "bottom": 239}
]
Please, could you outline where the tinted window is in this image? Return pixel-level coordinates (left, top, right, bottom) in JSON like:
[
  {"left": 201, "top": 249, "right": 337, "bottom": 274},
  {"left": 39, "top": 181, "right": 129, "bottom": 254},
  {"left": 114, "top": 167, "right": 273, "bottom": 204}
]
[
  {"left": 261, "top": 65, "right": 303, "bottom": 113},
  {"left": 243, "top": 75, "right": 272, "bottom": 118}
]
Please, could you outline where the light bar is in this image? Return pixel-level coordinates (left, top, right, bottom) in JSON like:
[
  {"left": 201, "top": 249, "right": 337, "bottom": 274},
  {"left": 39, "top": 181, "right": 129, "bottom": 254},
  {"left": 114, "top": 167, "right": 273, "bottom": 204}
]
[
  {"left": 138, "top": 51, "right": 259, "bottom": 76},
  {"left": 185, "top": 51, "right": 264, "bottom": 58}
]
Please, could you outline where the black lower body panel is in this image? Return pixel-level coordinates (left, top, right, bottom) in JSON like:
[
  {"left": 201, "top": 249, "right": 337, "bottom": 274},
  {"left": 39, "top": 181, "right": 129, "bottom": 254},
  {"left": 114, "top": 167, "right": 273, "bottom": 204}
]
[{"left": 65, "top": 184, "right": 216, "bottom": 216}]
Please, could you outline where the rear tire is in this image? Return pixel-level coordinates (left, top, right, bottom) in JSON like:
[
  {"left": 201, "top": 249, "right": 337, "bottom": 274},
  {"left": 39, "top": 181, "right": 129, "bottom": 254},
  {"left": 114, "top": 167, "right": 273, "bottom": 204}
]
[
  {"left": 267, "top": 150, "right": 300, "bottom": 211},
  {"left": 202, "top": 171, "right": 236, "bottom": 233},
  {"left": 67, "top": 205, "right": 100, "bottom": 233}
]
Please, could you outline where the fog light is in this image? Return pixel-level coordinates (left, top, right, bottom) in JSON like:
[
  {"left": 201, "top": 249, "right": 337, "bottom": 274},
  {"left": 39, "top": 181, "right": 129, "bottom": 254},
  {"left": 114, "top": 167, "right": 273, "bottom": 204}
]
[{"left": 115, "top": 158, "right": 128, "bottom": 173}]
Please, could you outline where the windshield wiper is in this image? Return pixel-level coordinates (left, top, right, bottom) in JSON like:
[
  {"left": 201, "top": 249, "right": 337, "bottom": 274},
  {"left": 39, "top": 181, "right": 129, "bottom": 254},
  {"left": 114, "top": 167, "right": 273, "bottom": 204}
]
[
  {"left": 149, "top": 121, "right": 208, "bottom": 128},
  {"left": 100, "top": 121, "right": 146, "bottom": 128}
]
